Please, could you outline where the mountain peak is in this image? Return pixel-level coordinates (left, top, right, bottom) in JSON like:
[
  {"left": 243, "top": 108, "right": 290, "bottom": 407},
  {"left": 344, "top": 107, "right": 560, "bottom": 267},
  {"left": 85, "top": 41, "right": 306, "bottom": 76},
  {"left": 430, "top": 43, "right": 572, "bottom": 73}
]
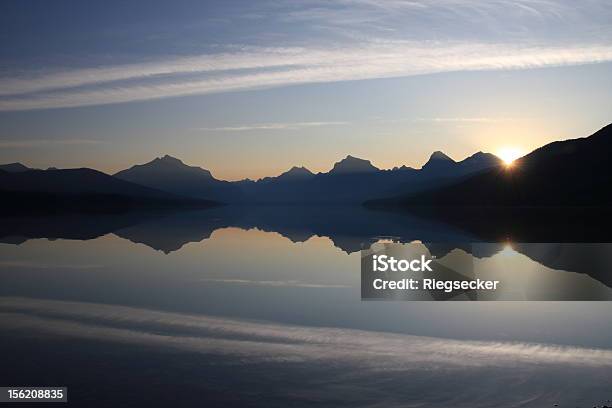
[
  {"left": 275, "top": 166, "right": 315, "bottom": 181},
  {"left": 148, "top": 155, "right": 209, "bottom": 174},
  {"left": 461, "top": 151, "right": 500, "bottom": 164},
  {"left": 421, "top": 151, "right": 456, "bottom": 171},
  {"left": 115, "top": 155, "right": 214, "bottom": 180},
  {"left": 429, "top": 151, "right": 453, "bottom": 161},
  {"left": 154, "top": 155, "right": 184, "bottom": 165},
  {"left": 286, "top": 166, "right": 314, "bottom": 175},
  {"left": 330, "top": 155, "right": 379, "bottom": 174},
  {"left": 0, "top": 162, "right": 31, "bottom": 173}
]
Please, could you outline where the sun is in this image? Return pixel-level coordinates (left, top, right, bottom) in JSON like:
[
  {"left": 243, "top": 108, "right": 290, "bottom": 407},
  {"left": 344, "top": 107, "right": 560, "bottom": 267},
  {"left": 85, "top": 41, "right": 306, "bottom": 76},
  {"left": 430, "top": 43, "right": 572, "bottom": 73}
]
[{"left": 497, "top": 148, "right": 522, "bottom": 167}]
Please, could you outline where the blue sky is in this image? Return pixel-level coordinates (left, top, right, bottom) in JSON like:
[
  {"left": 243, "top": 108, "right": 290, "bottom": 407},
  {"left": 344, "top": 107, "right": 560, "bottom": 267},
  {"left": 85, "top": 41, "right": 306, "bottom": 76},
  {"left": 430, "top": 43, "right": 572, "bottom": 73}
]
[{"left": 1, "top": 0, "right": 611, "bottom": 180}]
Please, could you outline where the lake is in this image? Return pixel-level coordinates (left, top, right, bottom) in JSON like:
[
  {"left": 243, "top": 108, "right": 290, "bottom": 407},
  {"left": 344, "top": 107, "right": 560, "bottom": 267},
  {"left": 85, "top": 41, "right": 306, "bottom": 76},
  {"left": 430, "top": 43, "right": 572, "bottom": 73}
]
[{"left": 1, "top": 206, "right": 612, "bottom": 407}]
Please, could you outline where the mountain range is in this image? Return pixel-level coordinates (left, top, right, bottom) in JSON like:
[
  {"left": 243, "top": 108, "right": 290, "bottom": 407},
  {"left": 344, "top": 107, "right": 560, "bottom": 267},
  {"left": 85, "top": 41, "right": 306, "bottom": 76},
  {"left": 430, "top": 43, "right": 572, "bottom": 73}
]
[
  {"left": 2, "top": 123, "right": 611, "bottom": 209},
  {"left": 222, "top": 150, "right": 499, "bottom": 203},
  {"left": 0, "top": 167, "right": 218, "bottom": 213},
  {"left": 72, "top": 150, "right": 499, "bottom": 204},
  {"left": 2, "top": 206, "right": 611, "bottom": 287},
  {"left": 368, "top": 123, "right": 612, "bottom": 207}
]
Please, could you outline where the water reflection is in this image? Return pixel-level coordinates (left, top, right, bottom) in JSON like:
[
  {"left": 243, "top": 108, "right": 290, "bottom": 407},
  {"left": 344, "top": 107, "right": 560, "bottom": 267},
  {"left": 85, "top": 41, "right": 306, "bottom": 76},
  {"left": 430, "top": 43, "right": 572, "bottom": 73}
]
[
  {"left": 364, "top": 242, "right": 612, "bottom": 301},
  {"left": 2, "top": 296, "right": 612, "bottom": 408},
  {"left": 2, "top": 205, "right": 611, "bottom": 286},
  {"left": 0, "top": 205, "right": 478, "bottom": 253},
  {"left": 1, "top": 206, "right": 612, "bottom": 407}
]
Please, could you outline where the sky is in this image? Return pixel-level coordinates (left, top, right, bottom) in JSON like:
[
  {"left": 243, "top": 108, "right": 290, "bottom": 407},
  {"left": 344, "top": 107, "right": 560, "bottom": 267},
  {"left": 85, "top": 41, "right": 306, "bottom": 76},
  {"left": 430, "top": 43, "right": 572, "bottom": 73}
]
[{"left": 0, "top": 0, "right": 611, "bottom": 180}]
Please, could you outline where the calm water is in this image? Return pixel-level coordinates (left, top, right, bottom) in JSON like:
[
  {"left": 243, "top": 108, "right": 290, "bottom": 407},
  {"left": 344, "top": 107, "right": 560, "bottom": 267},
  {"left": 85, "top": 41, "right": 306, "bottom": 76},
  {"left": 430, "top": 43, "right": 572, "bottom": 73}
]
[{"left": 1, "top": 206, "right": 612, "bottom": 407}]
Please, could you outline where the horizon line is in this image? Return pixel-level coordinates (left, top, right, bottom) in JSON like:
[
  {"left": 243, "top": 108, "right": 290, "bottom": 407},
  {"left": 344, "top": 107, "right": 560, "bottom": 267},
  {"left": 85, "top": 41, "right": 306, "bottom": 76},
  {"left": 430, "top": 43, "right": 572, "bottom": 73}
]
[
  {"left": 1, "top": 149, "right": 506, "bottom": 182},
  {"left": 4, "top": 120, "right": 610, "bottom": 181}
]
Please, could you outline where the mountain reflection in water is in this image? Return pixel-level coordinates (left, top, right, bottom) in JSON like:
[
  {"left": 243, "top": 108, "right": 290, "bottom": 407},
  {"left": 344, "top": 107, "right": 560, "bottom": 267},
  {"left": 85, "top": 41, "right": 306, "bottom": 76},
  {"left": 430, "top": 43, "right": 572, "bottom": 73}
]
[
  {"left": 2, "top": 205, "right": 611, "bottom": 286},
  {"left": 1, "top": 205, "right": 612, "bottom": 407}
]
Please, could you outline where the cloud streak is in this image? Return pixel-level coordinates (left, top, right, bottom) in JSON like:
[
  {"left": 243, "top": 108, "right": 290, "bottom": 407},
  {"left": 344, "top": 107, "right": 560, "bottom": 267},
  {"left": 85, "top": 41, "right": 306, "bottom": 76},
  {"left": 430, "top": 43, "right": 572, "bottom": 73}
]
[
  {"left": 197, "top": 121, "right": 349, "bottom": 131},
  {"left": 1, "top": 42, "right": 612, "bottom": 111},
  {"left": 412, "top": 117, "right": 522, "bottom": 123},
  {"left": 0, "top": 139, "right": 103, "bottom": 148},
  {"left": 0, "top": 261, "right": 103, "bottom": 269},
  {"left": 1, "top": 0, "right": 611, "bottom": 111}
]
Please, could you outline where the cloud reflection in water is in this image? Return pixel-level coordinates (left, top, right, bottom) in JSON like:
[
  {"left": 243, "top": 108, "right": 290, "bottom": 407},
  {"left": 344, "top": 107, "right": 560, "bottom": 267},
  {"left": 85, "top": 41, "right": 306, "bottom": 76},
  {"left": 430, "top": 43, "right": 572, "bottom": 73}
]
[{"left": 1, "top": 297, "right": 611, "bottom": 407}]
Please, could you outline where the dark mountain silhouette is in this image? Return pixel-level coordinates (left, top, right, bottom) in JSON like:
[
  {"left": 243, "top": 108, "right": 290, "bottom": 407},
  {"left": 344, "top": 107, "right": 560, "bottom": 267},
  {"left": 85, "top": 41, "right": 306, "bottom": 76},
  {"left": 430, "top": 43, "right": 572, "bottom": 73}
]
[
  {"left": 108, "top": 150, "right": 500, "bottom": 204},
  {"left": 258, "top": 166, "right": 315, "bottom": 183},
  {"left": 235, "top": 152, "right": 499, "bottom": 204},
  {"left": 419, "top": 151, "right": 500, "bottom": 178},
  {"left": 0, "top": 168, "right": 182, "bottom": 197},
  {"left": 114, "top": 155, "right": 243, "bottom": 202},
  {"left": 0, "top": 168, "right": 218, "bottom": 213},
  {"left": 1, "top": 150, "right": 499, "bottom": 207},
  {"left": 0, "top": 162, "right": 31, "bottom": 172},
  {"left": 278, "top": 166, "right": 314, "bottom": 179},
  {"left": 329, "top": 155, "right": 379, "bottom": 174},
  {"left": 449, "top": 151, "right": 500, "bottom": 174},
  {"left": 421, "top": 151, "right": 454, "bottom": 172},
  {"left": 368, "top": 124, "right": 612, "bottom": 207}
]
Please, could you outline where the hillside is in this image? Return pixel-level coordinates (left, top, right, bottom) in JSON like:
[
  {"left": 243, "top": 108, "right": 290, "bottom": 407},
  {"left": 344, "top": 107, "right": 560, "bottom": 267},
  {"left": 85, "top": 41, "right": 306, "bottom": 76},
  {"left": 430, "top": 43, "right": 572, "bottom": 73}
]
[
  {"left": 114, "top": 155, "right": 243, "bottom": 202},
  {"left": 0, "top": 168, "right": 218, "bottom": 213},
  {"left": 367, "top": 124, "right": 612, "bottom": 207}
]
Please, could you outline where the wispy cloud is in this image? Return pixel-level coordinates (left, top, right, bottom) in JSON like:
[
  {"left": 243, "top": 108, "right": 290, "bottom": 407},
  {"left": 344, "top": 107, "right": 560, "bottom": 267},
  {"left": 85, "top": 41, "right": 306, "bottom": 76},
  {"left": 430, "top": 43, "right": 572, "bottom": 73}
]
[
  {"left": 0, "top": 0, "right": 611, "bottom": 111},
  {"left": 1, "top": 43, "right": 612, "bottom": 111},
  {"left": 0, "top": 139, "right": 103, "bottom": 148},
  {"left": 413, "top": 117, "right": 510, "bottom": 123},
  {"left": 0, "top": 261, "right": 103, "bottom": 269},
  {"left": 197, "top": 121, "right": 349, "bottom": 132},
  {"left": 0, "top": 47, "right": 324, "bottom": 97}
]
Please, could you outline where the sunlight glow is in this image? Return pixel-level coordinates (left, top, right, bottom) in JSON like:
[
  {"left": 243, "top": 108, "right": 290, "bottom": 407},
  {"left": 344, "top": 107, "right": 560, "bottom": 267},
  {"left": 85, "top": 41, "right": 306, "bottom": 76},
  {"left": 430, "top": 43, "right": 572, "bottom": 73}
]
[
  {"left": 499, "top": 243, "right": 518, "bottom": 257},
  {"left": 497, "top": 148, "right": 523, "bottom": 167}
]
